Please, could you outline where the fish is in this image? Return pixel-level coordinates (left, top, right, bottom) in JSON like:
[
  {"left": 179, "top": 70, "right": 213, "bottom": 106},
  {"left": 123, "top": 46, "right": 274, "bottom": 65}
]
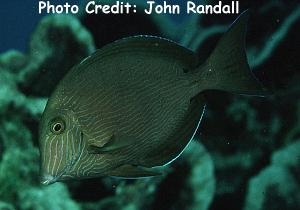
[{"left": 39, "top": 10, "right": 266, "bottom": 185}]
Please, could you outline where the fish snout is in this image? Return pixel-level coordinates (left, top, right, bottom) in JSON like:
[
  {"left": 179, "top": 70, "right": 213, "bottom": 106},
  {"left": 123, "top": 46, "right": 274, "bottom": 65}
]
[{"left": 40, "top": 173, "right": 57, "bottom": 185}]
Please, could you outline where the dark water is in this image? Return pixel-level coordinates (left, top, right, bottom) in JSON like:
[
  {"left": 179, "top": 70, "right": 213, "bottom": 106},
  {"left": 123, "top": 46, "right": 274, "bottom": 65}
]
[{"left": 0, "top": 0, "right": 299, "bottom": 210}]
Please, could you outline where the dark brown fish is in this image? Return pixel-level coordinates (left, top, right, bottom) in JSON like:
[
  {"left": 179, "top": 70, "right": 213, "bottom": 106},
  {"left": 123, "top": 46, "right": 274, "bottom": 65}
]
[{"left": 39, "top": 11, "right": 266, "bottom": 185}]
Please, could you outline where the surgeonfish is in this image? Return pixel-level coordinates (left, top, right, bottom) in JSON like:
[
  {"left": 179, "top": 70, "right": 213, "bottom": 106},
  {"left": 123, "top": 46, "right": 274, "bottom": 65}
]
[{"left": 39, "top": 10, "right": 266, "bottom": 185}]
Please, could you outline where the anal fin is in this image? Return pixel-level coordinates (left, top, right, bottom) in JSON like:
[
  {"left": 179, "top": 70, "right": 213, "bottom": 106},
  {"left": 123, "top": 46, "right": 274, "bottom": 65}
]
[{"left": 109, "top": 164, "right": 161, "bottom": 178}]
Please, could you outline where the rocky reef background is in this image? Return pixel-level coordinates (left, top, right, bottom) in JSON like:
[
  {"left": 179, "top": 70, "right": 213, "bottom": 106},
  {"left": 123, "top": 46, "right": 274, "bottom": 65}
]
[{"left": 0, "top": 0, "right": 299, "bottom": 209}]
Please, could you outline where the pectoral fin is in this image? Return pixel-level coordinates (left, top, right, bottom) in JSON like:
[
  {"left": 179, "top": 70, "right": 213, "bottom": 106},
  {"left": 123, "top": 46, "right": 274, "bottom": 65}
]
[
  {"left": 88, "top": 133, "right": 136, "bottom": 154},
  {"left": 109, "top": 164, "right": 161, "bottom": 178}
]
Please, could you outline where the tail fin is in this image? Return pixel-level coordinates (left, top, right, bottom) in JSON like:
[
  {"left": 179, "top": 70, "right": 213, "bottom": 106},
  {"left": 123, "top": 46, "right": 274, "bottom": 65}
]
[{"left": 195, "top": 10, "right": 267, "bottom": 96}]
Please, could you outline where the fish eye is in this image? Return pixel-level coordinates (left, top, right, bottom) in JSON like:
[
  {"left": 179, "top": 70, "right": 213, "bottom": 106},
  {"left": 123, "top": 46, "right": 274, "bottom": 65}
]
[{"left": 49, "top": 118, "right": 65, "bottom": 135}]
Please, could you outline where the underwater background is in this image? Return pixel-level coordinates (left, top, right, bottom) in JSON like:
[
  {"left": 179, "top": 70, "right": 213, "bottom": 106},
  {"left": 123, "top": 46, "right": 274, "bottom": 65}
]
[{"left": 0, "top": 0, "right": 299, "bottom": 209}]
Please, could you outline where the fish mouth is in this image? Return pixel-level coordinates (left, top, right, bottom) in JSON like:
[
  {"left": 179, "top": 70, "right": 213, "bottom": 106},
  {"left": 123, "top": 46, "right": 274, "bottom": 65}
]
[
  {"left": 40, "top": 159, "right": 75, "bottom": 185},
  {"left": 40, "top": 158, "right": 75, "bottom": 185},
  {"left": 41, "top": 174, "right": 57, "bottom": 185},
  {"left": 40, "top": 132, "right": 85, "bottom": 185}
]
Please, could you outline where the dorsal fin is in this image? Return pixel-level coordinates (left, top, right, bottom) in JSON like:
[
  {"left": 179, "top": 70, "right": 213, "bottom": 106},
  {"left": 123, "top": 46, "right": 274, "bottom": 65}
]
[{"left": 80, "top": 35, "right": 199, "bottom": 70}]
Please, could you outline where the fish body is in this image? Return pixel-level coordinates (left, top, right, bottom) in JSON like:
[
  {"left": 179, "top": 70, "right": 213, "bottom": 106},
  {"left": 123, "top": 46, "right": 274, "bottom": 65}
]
[{"left": 39, "top": 11, "right": 265, "bottom": 185}]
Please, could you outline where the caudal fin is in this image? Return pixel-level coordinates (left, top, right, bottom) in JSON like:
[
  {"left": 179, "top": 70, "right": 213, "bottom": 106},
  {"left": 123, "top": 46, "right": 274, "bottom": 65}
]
[{"left": 195, "top": 10, "right": 268, "bottom": 96}]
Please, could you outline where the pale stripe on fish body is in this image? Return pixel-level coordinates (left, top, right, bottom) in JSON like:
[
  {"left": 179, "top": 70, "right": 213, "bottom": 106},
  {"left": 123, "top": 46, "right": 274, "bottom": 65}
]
[{"left": 39, "top": 11, "right": 268, "bottom": 185}]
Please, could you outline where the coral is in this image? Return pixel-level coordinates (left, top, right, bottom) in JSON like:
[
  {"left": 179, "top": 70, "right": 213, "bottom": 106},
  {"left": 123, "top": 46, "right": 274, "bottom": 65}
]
[
  {"left": 81, "top": 178, "right": 164, "bottom": 210},
  {"left": 170, "top": 140, "right": 215, "bottom": 210},
  {"left": 0, "top": 201, "right": 15, "bottom": 210},
  {"left": 19, "top": 184, "right": 80, "bottom": 210},
  {"left": 249, "top": 5, "right": 300, "bottom": 69},
  {"left": 0, "top": 124, "right": 79, "bottom": 210},
  {"left": 0, "top": 50, "right": 28, "bottom": 73},
  {"left": 19, "top": 14, "right": 95, "bottom": 96},
  {"left": 244, "top": 140, "right": 300, "bottom": 210},
  {"left": 0, "top": 147, "right": 39, "bottom": 202},
  {"left": 0, "top": 68, "right": 46, "bottom": 119},
  {"left": 0, "top": 13, "right": 95, "bottom": 210}
]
